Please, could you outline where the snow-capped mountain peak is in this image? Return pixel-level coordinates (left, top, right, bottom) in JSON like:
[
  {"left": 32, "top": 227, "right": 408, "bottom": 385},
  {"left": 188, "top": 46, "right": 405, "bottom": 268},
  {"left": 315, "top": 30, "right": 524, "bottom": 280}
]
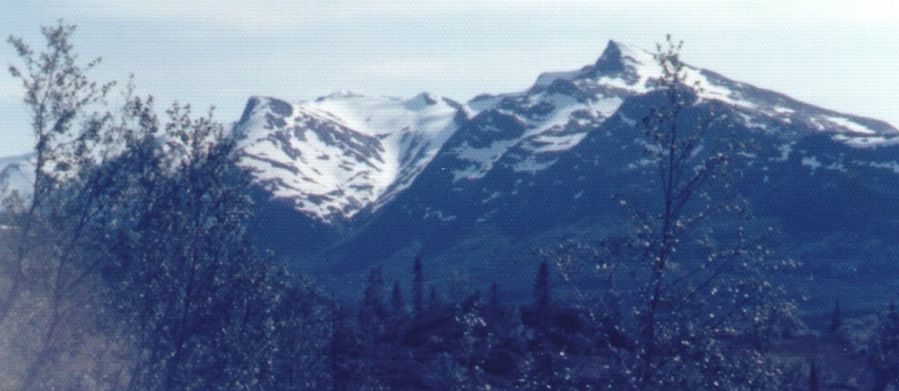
[
  {"left": 234, "top": 92, "right": 462, "bottom": 222},
  {"left": 0, "top": 153, "right": 35, "bottom": 207},
  {"left": 445, "top": 40, "right": 897, "bottom": 188},
  {"left": 594, "top": 40, "right": 633, "bottom": 74}
]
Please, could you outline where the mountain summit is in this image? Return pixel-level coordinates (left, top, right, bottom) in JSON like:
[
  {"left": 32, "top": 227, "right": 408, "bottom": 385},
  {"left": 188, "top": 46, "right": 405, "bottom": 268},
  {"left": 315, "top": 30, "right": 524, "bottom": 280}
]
[{"left": 594, "top": 40, "right": 629, "bottom": 74}]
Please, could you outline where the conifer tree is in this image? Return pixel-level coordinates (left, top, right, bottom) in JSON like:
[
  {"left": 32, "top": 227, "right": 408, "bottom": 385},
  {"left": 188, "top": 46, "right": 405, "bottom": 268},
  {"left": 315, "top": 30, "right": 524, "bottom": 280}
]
[
  {"left": 808, "top": 360, "right": 819, "bottom": 391},
  {"left": 534, "top": 261, "right": 551, "bottom": 312},
  {"left": 391, "top": 281, "right": 405, "bottom": 315},
  {"left": 412, "top": 256, "right": 425, "bottom": 314},
  {"left": 828, "top": 300, "right": 843, "bottom": 335},
  {"left": 329, "top": 308, "right": 354, "bottom": 391},
  {"left": 489, "top": 283, "right": 500, "bottom": 308},
  {"left": 359, "top": 268, "right": 387, "bottom": 326},
  {"left": 528, "top": 262, "right": 557, "bottom": 388},
  {"left": 870, "top": 300, "right": 899, "bottom": 391}
]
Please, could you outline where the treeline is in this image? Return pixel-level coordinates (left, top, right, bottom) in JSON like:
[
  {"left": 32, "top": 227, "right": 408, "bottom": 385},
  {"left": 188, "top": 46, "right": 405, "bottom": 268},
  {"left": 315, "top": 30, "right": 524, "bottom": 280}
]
[
  {"left": 333, "top": 258, "right": 581, "bottom": 389},
  {"left": 338, "top": 257, "right": 899, "bottom": 390}
]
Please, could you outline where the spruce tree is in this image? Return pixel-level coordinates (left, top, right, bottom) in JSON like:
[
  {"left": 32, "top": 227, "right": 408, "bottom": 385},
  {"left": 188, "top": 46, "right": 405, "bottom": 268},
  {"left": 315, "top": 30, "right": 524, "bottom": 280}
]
[
  {"left": 489, "top": 283, "right": 500, "bottom": 308},
  {"left": 413, "top": 256, "right": 424, "bottom": 314},
  {"left": 870, "top": 300, "right": 899, "bottom": 391},
  {"left": 808, "top": 360, "right": 819, "bottom": 391},
  {"left": 534, "top": 261, "right": 551, "bottom": 311},
  {"left": 359, "top": 268, "right": 387, "bottom": 326},
  {"left": 391, "top": 281, "right": 405, "bottom": 315},
  {"left": 529, "top": 262, "right": 557, "bottom": 387},
  {"left": 329, "top": 308, "right": 354, "bottom": 391},
  {"left": 828, "top": 300, "right": 842, "bottom": 335}
]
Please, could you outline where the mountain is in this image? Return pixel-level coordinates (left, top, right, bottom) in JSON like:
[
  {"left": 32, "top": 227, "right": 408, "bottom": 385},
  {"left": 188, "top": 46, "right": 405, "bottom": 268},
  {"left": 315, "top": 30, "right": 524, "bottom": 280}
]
[
  {"left": 0, "top": 153, "right": 34, "bottom": 208},
  {"left": 233, "top": 91, "right": 464, "bottom": 222},
  {"left": 234, "top": 41, "right": 896, "bottom": 224},
  {"left": 230, "top": 41, "right": 899, "bottom": 309}
]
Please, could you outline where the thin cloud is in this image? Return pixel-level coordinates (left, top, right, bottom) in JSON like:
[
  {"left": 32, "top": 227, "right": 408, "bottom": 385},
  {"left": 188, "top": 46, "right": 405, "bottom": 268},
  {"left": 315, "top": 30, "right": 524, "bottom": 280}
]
[{"left": 53, "top": 0, "right": 899, "bottom": 29}]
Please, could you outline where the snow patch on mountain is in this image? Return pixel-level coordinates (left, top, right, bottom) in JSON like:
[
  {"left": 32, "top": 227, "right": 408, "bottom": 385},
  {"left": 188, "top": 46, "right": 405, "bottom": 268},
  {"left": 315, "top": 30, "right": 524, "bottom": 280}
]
[
  {"left": 867, "top": 161, "right": 899, "bottom": 174},
  {"left": 801, "top": 156, "right": 822, "bottom": 171},
  {"left": 822, "top": 116, "right": 877, "bottom": 135},
  {"left": 451, "top": 139, "right": 519, "bottom": 181},
  {"left": 235, "top": 93, "right": 460, "bottom": 221},
  {"left": 451, "top": 85, "right": 629, "bottom": 181},
  {"left": 512, "top": 155, "right": 558, "bottom": 174},
  {"left": 832, "top": 134, "right": 899, "bottom": 149}
]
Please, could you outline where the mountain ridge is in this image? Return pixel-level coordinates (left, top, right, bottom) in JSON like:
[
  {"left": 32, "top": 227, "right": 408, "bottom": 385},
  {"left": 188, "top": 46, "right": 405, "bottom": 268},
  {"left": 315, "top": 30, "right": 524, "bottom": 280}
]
[
  {"left": 3, "top": 40, "right": 896, "bottom": 215},
  {"left": 229, "top": 40, "right": 897, "bottom": 225}
]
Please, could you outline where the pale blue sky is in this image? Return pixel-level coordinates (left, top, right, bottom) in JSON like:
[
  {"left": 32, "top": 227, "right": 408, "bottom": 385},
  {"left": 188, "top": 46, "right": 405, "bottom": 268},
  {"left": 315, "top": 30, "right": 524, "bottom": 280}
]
[{"left": 2, "top": 1, "right": 897, "bottom": 156}]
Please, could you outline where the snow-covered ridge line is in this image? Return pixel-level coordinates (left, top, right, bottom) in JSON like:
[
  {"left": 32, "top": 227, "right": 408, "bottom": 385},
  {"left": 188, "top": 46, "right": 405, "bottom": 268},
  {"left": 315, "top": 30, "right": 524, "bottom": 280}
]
[
  {"left": 550, "top": 42, "right": 893, "bottom": 132},
  {"left": 444, "top": 39, "right": 898, "bottom": 193},
  {"left": 234, "top": 92, "right": 461, "bottom": 221}
]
